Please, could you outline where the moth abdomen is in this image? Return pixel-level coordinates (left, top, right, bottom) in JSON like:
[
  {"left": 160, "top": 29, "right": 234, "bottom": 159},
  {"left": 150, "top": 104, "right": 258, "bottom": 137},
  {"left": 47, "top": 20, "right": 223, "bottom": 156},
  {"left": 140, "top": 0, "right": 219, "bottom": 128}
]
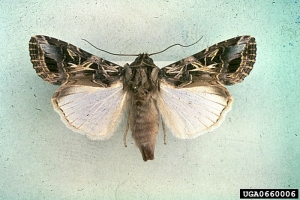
[{"left": 129, "top": 98, "right": 160, "bottom": 161}]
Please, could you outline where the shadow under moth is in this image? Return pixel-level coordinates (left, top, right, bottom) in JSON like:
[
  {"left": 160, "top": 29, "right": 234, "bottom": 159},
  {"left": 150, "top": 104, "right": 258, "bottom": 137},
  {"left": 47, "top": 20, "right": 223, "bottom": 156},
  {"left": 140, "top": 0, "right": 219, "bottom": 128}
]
[{"left": 29, "top": 35, "right": 256, "bottom": 161}]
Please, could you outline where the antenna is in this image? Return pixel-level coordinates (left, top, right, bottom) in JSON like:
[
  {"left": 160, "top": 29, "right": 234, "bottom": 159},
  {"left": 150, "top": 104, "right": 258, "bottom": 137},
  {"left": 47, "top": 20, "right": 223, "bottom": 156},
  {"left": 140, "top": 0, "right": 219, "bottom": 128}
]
[
  {"left": 149, "top": 36, "right": 203, "bottom": 56},
  {"left": 82, "top": 36, "right": 203, "bottom": 56},
  {"left": 81, "top": 39, "right": 139, "bottom": 56}
]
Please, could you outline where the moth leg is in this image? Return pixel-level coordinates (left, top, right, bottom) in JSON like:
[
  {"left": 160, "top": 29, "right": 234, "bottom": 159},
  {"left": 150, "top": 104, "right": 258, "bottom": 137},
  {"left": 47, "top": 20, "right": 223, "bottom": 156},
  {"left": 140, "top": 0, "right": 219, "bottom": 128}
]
[
  {"left": 162, "top": 119, "right": 166, "bottom": 145},
  {"left": 123, "top": 116, "right": 130, "bottom": 147}
]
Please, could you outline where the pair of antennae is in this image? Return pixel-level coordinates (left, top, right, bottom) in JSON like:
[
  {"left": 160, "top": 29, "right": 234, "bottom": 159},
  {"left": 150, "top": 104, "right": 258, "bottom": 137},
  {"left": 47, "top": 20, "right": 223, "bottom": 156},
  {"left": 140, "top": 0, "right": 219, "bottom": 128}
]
[{"left": 81, "top": 36, "right": 203, "bottom": 56}]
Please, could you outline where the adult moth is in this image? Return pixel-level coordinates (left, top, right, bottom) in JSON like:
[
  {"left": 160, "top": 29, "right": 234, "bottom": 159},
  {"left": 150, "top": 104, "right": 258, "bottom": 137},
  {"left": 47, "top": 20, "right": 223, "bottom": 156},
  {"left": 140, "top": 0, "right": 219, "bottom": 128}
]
[{"left": 29, "top": 35, "right": 256, "bottom": 161}]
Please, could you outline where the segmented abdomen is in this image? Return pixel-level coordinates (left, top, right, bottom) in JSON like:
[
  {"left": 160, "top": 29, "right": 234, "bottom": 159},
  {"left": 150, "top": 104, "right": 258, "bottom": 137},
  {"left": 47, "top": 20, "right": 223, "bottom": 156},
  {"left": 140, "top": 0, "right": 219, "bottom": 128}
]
[{"left": 129, "top": 98, "right": 159, "bottom": 161}]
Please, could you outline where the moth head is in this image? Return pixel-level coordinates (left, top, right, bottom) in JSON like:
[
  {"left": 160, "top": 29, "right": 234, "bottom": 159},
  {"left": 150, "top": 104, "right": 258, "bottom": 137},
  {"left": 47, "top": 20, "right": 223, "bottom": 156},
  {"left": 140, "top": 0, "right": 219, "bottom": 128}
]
[
  {"left": 129, "top": 53, "right": 156, "bottom": 68},
  {"left": 123, "top": 54, "right": 160, "bottom": 95}
]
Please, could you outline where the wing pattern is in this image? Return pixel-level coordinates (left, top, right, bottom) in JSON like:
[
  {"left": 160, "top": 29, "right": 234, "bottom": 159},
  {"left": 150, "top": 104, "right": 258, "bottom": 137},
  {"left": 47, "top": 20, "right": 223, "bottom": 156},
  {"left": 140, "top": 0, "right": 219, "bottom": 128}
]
[
  {"left": 161, "top": 36, "right": 256, "bottom": 87},
  {"left": 29, "top": 35, "right": 123, "bottom": 87}
]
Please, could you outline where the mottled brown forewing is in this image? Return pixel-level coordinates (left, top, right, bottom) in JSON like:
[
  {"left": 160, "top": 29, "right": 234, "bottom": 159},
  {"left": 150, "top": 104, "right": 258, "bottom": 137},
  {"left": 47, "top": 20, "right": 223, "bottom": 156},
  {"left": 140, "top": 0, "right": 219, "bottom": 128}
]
[{"left": 160, "top": 35, "right": 256, "bottom": 87}]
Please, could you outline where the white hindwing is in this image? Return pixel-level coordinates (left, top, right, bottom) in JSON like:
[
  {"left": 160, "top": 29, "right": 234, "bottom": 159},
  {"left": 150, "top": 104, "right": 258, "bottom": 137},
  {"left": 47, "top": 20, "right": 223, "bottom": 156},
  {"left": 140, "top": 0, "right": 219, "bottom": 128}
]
[
  {"left": 157, "top": 83, "right": 233, "bottom": 139},
  {"left": 52, "top": 82, "right": 126, "bottom": 140}
]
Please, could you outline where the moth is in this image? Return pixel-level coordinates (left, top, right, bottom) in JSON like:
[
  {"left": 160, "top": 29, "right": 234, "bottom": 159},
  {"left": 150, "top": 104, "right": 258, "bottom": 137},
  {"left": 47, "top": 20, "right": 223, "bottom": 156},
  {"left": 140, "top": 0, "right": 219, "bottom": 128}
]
[{"left": 29, "top": 35, "right": 256, "bottom": 161}]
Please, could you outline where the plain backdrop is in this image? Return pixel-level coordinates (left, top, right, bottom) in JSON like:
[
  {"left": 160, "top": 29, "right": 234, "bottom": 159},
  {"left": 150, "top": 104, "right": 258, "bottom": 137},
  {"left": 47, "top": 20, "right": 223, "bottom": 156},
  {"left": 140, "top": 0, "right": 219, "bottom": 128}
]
[{"left": 1, "top": 0, "right": 299, "bottom": 199}]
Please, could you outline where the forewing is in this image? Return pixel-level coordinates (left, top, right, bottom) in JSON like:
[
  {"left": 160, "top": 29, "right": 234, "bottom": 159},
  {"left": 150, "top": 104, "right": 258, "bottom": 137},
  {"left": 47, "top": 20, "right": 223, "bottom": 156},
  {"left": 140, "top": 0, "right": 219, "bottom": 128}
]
[
  {"left": 160, "top": 35, "right": 256, "bottom": 87},
  {"left": 52, "top": 82, "right": 127, "bottom": 140},
  {"left": 157, "top": 83, "right": 232, "bottom": 139},
  {"left": 29, "top": 35, "right": 123, "bottom": 86}
]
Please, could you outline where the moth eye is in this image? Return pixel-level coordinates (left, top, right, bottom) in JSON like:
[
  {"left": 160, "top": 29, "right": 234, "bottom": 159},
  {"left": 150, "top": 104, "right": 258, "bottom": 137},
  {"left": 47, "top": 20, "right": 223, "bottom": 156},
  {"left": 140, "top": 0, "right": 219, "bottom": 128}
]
[{"left": 132, "top": 86, "right": 138, "bottom": 93}]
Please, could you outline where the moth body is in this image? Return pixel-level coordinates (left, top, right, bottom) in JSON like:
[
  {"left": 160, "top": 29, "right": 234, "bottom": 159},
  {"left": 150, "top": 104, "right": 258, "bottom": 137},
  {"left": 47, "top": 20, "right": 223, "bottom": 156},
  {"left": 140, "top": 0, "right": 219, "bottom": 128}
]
[{"left": 124, "top": 54, "right": 161, "bottom": 161}]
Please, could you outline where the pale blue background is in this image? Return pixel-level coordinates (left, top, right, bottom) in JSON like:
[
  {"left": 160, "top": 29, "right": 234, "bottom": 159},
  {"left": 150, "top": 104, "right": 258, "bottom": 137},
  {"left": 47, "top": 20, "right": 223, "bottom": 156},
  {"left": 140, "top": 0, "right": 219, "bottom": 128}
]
[{"left": 1, "top": 0, "right": 299, "bottom": 199}]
